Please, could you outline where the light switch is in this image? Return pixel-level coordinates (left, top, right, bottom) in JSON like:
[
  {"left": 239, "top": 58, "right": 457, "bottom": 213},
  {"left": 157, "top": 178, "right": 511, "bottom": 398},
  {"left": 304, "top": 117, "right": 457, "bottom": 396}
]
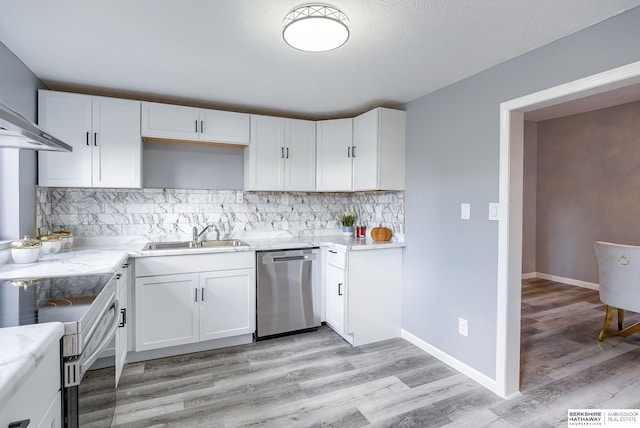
[
  {"left": 488, "top": 203, "right": 499, "bottom": 221},
  {"left": 461, "top": 203, "right": 471, "bottom": 220}
]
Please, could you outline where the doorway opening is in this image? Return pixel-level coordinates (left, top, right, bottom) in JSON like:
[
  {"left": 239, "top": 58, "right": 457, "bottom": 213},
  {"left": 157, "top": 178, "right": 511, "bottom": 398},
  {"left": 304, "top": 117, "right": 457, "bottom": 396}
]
[{"left": 496, "top": 60, "right": 640, "bottom": 398}]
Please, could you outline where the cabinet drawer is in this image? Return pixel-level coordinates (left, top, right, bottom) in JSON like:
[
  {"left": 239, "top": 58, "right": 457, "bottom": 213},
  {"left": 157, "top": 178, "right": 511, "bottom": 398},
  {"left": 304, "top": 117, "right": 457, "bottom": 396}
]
[
  {"left": 135, "top": 251, "right": 255, "bottom": 277},
  {"left": 326, "top": 248, "right": 346, "bottom": 269}
]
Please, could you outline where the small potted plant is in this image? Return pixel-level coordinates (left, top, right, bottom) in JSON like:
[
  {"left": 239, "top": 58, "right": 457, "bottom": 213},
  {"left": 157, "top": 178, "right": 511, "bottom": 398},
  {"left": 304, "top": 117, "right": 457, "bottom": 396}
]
[{"left": 340, "top": 213, "right": 356, "bottom": 237}]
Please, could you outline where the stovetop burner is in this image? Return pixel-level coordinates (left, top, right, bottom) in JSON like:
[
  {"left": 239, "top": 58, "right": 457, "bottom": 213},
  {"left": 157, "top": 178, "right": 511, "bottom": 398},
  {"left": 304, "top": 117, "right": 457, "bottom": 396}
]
[{"left": 0, "top": 273, "right": 115, "bottom": 329}]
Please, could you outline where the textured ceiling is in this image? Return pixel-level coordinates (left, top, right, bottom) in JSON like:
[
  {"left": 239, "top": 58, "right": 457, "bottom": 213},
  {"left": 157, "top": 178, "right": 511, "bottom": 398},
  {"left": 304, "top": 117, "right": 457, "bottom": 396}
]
[{"left": 1, "top": 1, "right": 639, "bottom": 119}]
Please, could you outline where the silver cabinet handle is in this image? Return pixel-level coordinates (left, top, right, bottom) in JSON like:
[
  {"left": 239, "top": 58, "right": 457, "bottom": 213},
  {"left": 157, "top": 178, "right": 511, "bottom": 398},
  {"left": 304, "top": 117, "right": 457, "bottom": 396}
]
[
  {"left": 94, "top": 132, "right": 98, "bottom": 146},
  {"left": 86, "top": 132, "right": 90, "bottom": 146},
  {"left": 200, "top": 120, "right": 204, "bottom": 133},
  {"left": 195, "top": 120, "right": 198, "bottom": 133},
  {"left": 195, "top": 288, "right": 198, "bottom": 302},
  {"left": 347, "top": 146, "right": 351, "bottom": 158},
  {"left": 351, "top": 146, "right": 356, "bottom": 157},
  {"left": 281, "top": 147, "right": 285, "bottom": 158},
  {"left": 338, "top": 283, "right": 343, "bottom": 296},
  {"left": 286, "top": 147, "right": 289, "bottom": 159}
]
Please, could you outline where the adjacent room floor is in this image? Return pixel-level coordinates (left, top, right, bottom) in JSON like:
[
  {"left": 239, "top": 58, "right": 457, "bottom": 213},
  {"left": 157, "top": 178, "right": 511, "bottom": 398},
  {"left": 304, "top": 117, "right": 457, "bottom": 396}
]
[{"left": 85, "top": 278, "right": 640, "bottom": 427}]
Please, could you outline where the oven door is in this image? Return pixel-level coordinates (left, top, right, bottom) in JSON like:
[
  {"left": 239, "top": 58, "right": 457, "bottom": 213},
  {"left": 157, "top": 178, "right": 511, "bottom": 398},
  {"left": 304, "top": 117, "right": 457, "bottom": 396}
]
[{"left": 63, "top": 298, "right": 119, "bottom": 428}]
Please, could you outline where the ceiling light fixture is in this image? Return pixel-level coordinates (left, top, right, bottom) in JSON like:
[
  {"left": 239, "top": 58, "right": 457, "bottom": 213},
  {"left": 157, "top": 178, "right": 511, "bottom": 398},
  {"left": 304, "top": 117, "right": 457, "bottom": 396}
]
[{"left": 283, "top": 4, "right": 350, "bottom": 52}]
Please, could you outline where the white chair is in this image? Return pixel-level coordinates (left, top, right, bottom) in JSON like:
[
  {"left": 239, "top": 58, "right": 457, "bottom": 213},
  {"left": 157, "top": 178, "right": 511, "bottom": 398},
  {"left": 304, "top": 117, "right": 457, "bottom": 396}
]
[{"left": 594, "top": 241, "right": 640, "bottom": 341}]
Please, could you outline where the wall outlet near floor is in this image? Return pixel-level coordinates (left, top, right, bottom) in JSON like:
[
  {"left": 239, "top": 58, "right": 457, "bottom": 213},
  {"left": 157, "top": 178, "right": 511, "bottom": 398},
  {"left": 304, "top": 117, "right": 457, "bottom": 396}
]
[{"left": 458, "top": 317, "right": 469, "bottom": 336}]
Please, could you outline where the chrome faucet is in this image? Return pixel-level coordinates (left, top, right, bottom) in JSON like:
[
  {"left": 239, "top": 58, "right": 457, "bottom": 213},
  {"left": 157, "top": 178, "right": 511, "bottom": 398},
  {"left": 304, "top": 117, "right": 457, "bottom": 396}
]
[{"left": 193, "top": 224, "right": 219, "bottom": 242}]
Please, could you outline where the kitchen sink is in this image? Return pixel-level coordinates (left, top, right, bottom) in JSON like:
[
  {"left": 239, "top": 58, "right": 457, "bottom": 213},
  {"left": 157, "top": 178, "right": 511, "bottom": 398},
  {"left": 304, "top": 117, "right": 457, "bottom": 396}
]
[
  {"left": 200, "top": 239, "right": 248, "bottom": 248},
  {"left": 143, "top": 239, "right": 248, "bottom": 251}
]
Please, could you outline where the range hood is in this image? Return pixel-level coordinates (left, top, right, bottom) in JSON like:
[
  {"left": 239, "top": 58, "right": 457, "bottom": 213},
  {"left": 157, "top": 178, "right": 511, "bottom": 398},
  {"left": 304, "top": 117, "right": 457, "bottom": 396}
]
[{"left": 0, "top": 101, "right": 72, "bottom": 152}]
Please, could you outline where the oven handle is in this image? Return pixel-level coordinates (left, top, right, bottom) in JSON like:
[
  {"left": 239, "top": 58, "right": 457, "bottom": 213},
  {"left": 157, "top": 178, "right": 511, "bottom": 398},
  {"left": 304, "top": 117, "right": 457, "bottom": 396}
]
[{"left": 79, "top": 299, "right": 120, "bottom": 378}]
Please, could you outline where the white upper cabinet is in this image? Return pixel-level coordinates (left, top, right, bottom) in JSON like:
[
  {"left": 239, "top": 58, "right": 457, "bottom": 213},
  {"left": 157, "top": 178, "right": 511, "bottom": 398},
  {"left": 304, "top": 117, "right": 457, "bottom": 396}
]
[
  {"left": 353, "top": 107, "right": 406, "bottom": 191},
  {"left": 141, "top": 101, "right": 250, "bottom": 146},
  {"left": 316, "top": 108, "right": 406, "bottom": 192},
  {"left": 244, "top": 115, "right": 316, "bottom": 191},
  {"left": 38, "top": 90, "right": 141, "bottom": 188},
  {"left": 316, "top": 118, "right": 353, "bottom": 191}
]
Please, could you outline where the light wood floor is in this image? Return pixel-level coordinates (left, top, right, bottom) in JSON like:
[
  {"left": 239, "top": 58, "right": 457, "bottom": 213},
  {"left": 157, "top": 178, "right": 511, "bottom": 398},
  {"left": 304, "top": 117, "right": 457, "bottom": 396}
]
[{"left": 88, "top": 278, "right": 640, "bottom": 427}]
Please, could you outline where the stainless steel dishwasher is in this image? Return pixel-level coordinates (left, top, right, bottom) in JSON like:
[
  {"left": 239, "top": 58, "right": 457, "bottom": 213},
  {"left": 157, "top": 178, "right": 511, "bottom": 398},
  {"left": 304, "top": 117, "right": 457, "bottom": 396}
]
[{"left": 256, "top": 248, "right": 321, "bottom": 339}]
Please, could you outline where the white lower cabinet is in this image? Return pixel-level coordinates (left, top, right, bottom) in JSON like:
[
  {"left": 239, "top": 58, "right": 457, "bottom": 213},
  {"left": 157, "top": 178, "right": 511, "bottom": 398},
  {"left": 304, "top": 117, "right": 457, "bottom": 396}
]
[
  {"left": 134, "top": 252, "right": 256, "bottom": 352},
  {"left": 324, "top": 247, "right": 402, "bottom": 346},
  {"left": 0, "top": 337, "right": 61, "bottom": 428},
  {"left": 324, "top": 250, "right": 348, "bottom": 341},
  {"left": 136, "top": 273, "right": 200, "bottom": 350}
]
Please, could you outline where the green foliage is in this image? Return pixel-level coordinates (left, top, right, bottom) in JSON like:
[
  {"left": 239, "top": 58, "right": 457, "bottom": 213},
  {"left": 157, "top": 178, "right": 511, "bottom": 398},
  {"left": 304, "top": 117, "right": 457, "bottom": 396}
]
[{"left": 340, "top": 213, "right": 356, "bottom": 227}]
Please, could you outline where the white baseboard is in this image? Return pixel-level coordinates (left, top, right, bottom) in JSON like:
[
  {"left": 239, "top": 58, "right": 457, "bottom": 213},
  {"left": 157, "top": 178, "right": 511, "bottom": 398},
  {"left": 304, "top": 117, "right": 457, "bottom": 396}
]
[
  {"left": 400, "top": 329, "right": 512, "bottom": 398},
  {"left": 522, "top": 272, "right": 599, "bottom": 291}
]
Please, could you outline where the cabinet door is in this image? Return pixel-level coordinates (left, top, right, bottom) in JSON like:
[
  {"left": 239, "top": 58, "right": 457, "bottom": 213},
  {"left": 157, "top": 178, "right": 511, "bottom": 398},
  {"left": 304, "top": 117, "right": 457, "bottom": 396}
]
[
  {"left": 199, "top": 108, "right": 250, "bottom": 145},
  {"left": 38, "top": 90, "right": 93, "bottom": 187},
  {"left": 115, "top": 263, "right": 129, "bottom": 386},
  {"left": 244, "top": 115, "right": 285, "bottom": 190},
  {"left": 284, "top": 119, "right": 316, "bottom": 191},
  {"left": 325, "top": 263, "right": 346, "bottom": 335},
  {"left": 199, "top": 268, "right": 256, "bottom": 341},
  {"left": 135, "top": 273, "right": 199, "bottom": 351},
  {"left": 353, "top": 107, "right": 406, "bottom": 191},
  {"left": 141, "top": 101, "right": 199, "bottom": 141},
  {"left": 316, "top": 118, "right": 353, "bottom": 191},
  {"left": 352, "top": 108, "right": 379, "bottom": 191},
  {"left": 92, "top": 96, "right": 141, "bottom": 188}
]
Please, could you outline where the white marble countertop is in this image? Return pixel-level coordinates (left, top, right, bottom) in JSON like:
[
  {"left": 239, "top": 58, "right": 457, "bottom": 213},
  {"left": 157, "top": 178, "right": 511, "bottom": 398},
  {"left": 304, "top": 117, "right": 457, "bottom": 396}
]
[
  {"left": 0, "top": 231, "right": 405, "bottom": 278},
  {"left": 0, "top": 322, "right": 64, "bottom": 407}
]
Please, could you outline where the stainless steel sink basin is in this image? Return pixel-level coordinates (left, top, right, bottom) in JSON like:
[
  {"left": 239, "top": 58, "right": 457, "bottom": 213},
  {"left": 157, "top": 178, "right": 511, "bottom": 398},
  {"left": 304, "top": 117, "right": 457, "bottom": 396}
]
[
  {"left": 200, "top": 239, "right": 248, "bottom": 248},
  {"left": 143, "top": 239, "right": 248, "bottom": 251}
]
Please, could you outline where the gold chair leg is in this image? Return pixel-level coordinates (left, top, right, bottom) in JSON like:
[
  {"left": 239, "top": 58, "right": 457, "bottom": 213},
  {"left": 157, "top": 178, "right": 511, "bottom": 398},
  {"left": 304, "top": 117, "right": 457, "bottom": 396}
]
[
  {"left": 618, "top": 309, "right": 624, "bottom": 331},
  {"left": 599, "top": 306, "right": 615, "bottom": 342},
  {"left": 619, "top": 321, "right": 640, "bottom": 337}
]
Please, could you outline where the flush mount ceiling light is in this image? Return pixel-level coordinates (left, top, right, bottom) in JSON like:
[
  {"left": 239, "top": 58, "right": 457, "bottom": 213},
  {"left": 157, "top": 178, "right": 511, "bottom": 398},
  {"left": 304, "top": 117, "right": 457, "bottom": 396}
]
[{"left": 283, "top": 4, "right": 350, "bottom": 52}]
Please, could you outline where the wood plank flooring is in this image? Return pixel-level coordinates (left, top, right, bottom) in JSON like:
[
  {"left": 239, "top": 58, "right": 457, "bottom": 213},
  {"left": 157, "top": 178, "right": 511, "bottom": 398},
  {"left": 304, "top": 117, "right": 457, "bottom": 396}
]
[{"left": 90, "top": 278, "right": 640, "bottom": 427}]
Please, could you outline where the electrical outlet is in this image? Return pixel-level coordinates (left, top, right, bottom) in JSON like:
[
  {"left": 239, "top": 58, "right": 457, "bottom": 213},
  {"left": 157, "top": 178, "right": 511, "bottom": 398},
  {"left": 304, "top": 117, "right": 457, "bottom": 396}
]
[{"left": 458, "top": 317, "right": 469, "bottom": 336}]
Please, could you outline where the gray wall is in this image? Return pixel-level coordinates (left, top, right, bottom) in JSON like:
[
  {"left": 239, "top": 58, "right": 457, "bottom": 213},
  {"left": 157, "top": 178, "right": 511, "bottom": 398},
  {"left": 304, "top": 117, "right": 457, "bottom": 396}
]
[
  {"left": 143, "top": 142, "right": 244, "bottom": 190},
  {"left": 535, "top": 101, "right": 640, "bottom": 284},
  {"left": 522, "top": 121, "right": 538, "bottom": 274},
  {"left": 0, "top": 41, "right": 46, "bottom": 240},
  {"left": 403, "top": 8, "right": 640, "bottom": 378}
]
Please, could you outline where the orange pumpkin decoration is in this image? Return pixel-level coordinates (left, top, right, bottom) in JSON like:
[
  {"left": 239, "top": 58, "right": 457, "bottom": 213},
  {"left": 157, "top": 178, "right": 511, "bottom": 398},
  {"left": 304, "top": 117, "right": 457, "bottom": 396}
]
[{"left": 371, "top": 224, "right": 392, "bottom": 242}]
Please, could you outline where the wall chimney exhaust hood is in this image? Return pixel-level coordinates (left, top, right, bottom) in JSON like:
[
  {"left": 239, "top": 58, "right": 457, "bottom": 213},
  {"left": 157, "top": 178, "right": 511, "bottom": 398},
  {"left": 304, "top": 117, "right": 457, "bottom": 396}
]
[{"left": 0, "top": 101, "right": 72, "bottom": 152}]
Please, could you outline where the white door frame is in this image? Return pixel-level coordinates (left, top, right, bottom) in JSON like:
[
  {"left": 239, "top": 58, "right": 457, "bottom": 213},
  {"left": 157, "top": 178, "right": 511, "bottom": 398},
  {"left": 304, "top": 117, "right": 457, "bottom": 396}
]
[{"left": 496, "top": 60, "right": 640, "bottom": 398}]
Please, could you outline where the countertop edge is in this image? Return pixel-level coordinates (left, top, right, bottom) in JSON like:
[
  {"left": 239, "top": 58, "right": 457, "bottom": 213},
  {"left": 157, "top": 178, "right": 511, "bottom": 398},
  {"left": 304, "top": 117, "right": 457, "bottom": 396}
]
[{"left": 0, "top": 322, "right": 64, "bottom": 407}]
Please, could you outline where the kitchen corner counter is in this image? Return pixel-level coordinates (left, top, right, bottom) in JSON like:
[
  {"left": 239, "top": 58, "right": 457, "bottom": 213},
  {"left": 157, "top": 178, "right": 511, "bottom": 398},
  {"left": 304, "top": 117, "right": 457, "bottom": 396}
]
[
  {"left": 0, "top": 247, "right": 132, "bottom": 280},
  {"left": 0, "top": 322, "right": 64, "bottom": 407}
]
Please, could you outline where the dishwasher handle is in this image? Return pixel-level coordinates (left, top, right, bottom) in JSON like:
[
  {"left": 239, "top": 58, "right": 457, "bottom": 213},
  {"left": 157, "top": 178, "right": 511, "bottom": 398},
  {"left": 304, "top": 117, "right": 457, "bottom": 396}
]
[{"left": 261, "top": 252, "right": 317, "bottom": 264}]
